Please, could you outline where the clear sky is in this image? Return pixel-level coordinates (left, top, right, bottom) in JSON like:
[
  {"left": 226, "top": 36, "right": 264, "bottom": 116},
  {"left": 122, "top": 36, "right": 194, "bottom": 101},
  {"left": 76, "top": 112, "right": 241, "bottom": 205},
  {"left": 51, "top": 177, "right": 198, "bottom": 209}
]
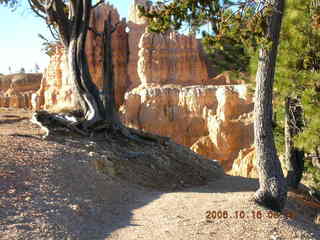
[{"left": 0, "top": 0, "right": 132, "bottom": 75}]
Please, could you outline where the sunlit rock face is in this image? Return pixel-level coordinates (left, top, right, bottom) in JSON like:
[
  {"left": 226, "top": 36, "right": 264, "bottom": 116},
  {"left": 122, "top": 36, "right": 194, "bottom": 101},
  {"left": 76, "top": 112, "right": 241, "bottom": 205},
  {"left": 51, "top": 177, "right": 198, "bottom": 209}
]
[
  {"left": 228, "top": 147, "right": 257, "bottom": 178},
  {"left": 30, "top": 0, "right": 256, "bottom": 176},
  {"left": 120, "top": 85, "right": 254, "bottom": 171},
  {"left": 32, "top": 45, "right": 75, "bottom": 112},
  {"left": 0, "top": 73, "right": 42, "bottom": 109},
  {"left": 137, "top": 31, "right": 208, "bottom": 87}
]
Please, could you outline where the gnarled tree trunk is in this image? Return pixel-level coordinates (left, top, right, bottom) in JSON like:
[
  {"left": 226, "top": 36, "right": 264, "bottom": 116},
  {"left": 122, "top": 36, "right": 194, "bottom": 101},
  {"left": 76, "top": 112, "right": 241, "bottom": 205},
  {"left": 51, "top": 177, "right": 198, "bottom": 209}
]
[
  {"left": 29, "top": 0, "right": 169, "bottom": 143},
  {"left": 254, "top": 0, "right": 287, "bottom": 212},
  {"left": 67, "top": 0, "right": 105, "bottom": 130}
]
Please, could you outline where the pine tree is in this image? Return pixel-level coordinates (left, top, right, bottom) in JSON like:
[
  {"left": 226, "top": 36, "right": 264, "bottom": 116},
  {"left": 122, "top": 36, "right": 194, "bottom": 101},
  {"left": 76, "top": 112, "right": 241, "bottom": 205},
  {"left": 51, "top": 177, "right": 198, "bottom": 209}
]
[
  {"left": 274, "top": 0, "right": 320, "bottom": 188},
  {"left": 141, "top": 0, "right": 287, "bottom": 211}
]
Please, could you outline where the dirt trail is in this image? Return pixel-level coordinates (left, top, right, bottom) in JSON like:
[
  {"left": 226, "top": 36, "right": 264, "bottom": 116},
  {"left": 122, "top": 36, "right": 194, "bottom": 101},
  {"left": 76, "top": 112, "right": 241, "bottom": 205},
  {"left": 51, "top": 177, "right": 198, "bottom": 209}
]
[{"left": 0, "top": 108, "right": 319, "bottom": 240}]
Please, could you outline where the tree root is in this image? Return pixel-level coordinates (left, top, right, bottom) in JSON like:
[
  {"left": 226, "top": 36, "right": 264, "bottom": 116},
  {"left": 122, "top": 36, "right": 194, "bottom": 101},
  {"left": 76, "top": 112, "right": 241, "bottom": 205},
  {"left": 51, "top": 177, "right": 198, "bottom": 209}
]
[
  {"left": 30, "top": 110, "right": 170, "bottom": 145},
  {"left": 126, "top": 127, "right": 171, "bottom": 145}
]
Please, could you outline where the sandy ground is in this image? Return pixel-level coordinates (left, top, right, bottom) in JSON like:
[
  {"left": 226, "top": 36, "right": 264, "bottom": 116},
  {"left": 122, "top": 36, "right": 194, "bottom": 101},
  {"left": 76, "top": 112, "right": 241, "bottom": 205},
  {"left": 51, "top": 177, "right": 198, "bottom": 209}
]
[{"left": 0, "top": 108, "right": 319, "bottom": 240}]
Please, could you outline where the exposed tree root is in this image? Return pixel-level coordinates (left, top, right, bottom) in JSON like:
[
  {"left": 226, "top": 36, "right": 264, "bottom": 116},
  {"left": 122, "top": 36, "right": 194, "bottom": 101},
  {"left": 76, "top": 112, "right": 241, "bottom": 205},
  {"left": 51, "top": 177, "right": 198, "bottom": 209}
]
[{"left": 30, "top": 110, "right": 170, "bottom": 145}]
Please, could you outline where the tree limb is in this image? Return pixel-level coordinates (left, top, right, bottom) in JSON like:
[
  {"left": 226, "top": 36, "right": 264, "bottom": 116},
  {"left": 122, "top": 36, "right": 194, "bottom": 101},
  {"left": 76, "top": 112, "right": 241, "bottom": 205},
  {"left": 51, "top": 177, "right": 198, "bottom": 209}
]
[
  {"left": 28, "top": 0, "right": 46, "bottom": 19},
  {"left": 92, "top": 0, "right": 104, "bottom": 9}
]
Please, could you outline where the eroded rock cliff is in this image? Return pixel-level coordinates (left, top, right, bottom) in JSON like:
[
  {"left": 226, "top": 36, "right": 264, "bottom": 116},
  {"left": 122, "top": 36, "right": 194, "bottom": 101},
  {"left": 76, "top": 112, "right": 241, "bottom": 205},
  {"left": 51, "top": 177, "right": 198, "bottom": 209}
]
[
  {"left": 2, "top": 0, "right": 256, "bottom": 176},
  {"left": 137, "top": 31, "right": 208, "bottom": 86},
  {"left": 120, "top": 85, "right": 254, "bottom": 171}
]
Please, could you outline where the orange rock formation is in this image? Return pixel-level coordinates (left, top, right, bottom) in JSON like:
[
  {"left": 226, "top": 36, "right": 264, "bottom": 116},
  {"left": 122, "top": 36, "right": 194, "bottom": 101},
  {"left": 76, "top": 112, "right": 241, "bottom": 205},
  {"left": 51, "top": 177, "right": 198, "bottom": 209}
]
[{"left": 1, "top": 0, "right": 256, "bottom": 176}]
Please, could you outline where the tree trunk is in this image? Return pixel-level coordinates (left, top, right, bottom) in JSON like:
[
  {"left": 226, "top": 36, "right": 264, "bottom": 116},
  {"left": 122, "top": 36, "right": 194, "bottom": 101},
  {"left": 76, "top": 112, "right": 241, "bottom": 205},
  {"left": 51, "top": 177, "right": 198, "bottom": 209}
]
[
  {"left": 101, "top": 14, "right": 122, "bottom": 128},
  {"left": 254, "top": 0, "right": 287, "bottom": 212},
  {"left": 67, "top": 0, "right": 106, "bottom": 130},
  {"left": 285, "top": 97, "right": 304, "bottom": 189}
]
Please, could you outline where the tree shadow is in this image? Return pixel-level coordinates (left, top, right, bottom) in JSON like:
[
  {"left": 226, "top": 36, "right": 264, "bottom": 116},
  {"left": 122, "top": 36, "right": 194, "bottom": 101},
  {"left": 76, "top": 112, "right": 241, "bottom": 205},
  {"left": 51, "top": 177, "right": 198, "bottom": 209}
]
[
  {"left": 31, "top": 144, "right": 164, "bottom": 240},
  {"left": 194, "top": 174, "right": 259, "bottom": 193},
  {"left": 2, "top": 134, "right": 319, "bottom": 239}
]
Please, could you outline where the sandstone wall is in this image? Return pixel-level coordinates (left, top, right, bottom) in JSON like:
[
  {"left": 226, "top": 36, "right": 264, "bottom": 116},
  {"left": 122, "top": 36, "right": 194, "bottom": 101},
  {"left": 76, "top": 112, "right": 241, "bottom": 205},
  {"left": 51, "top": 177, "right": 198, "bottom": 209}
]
[
  {"left": 120, "top": 85, "right": 254, "bottom": 171},
  {"left": 228, "top": 147, "right": 257, "bottom": 178},
  {"left": 0, "top": 73, "right": 42, "bottom": 109},
  {"left": 32, "top": 45, "right": 76, "bottom": 111},
  {"left": 2, "top": 0, "right": 257, "bottom": 177},
  {"left": 137, "top": 31, "right": 208, "bottom": 87}
]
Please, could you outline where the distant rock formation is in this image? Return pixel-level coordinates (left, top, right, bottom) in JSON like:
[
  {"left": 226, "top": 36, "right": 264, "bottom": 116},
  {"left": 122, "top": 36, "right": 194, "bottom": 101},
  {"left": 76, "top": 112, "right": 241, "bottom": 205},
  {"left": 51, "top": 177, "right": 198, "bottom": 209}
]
[
  {"left": 137, "top": 31, "right": 208, "bottom": 86},
  {"left": 30, "top": 45, "right": 75, "bottom": 111},
  {"left": 0, "top": 0, "right": 256, "bottom": 177},
  {"left": 0, "top": 73, "right": 42, "bottom": 109}
]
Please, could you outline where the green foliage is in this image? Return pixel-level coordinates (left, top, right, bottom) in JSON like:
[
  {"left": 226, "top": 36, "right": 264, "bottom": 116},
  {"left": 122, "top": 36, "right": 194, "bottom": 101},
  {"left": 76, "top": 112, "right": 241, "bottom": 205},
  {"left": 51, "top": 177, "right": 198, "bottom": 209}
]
[
  {"left": 38, "top": 34, "right": 59, "bottom": 57},
  {"left": 0, "top": 0, "right": 18, "bottom": 8},
  {"left": 202, "top": 33, "right": 250, "bottom": 73},
  {"left": 140, "top": 0, "right": 275, "bottom": 57},
  {"left": 269, "top": 0, "right": 320, "bottom": 188},
  {"left": 274, "top": 0, "right": 320, "bottom": 154},
  {"left": 304, "top": 160, "right": 320, "bottom": 188}
]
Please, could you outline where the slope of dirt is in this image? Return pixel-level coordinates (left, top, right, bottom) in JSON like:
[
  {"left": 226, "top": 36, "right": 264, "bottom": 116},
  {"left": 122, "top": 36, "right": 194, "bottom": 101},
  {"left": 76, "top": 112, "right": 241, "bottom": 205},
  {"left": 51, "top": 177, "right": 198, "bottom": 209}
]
[{"left": 0, "top": 108, "right": 319, "bottom": 240}]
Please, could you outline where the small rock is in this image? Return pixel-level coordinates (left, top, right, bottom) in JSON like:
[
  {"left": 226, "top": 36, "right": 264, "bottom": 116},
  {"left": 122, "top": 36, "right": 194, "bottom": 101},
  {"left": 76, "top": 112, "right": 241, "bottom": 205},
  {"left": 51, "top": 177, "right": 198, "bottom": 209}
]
[
  {"left": 314, "top": 213, "right": 320, "bottom": 224},
  {"left": 88, "top": 152, "right": 95, "bottom": 157}
]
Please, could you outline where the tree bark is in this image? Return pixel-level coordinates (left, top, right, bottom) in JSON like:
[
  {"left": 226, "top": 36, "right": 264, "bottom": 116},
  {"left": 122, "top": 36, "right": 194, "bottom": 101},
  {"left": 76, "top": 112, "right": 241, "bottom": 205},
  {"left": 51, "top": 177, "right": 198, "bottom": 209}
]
[
  {"left": 101, "top": 14, "right": 121, "bottom": 127},
  {"left": 285, "top": 97, "right": 304, "bottom": 189},
  {"left": 254, "top": 0, "right": 287, "bottom": 212},
  {"left": 67, "top": 0, "right": 106, "bottom": 130}
]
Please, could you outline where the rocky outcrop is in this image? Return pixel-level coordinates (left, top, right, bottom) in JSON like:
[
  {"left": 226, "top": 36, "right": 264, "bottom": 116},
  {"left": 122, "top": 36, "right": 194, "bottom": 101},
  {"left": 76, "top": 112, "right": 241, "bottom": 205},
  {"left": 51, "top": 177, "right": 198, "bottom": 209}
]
[
  {"left": 0, "top": 73, "right": 42, "bottom": 109},
  {"left": 31, "top": 45, "right": 76, "bottom": 112},
  {"left": 120, "top": 84, "right": 254, "bottom": 171},
  {"left": 3, "top": 0, "right": 256, "bottom": 176},
  {"left": 137, "top": 31, "right": 208, "bottom": 86},
  {"left": 34, "top": 2, "right": 210, "bottom": 110},
  {"left": 228, "top": 147, "right": 257, "bottom": 178},
  {"left": 127, "top": 0, "right": 209, "bottom": 89}
]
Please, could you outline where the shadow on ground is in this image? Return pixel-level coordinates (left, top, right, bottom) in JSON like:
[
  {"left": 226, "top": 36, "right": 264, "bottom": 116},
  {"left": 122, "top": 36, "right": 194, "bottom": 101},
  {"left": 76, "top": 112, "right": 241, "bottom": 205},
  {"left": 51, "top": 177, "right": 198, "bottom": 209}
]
[{"left": 1, "top": 132, "right": 319, "bottom": 239}]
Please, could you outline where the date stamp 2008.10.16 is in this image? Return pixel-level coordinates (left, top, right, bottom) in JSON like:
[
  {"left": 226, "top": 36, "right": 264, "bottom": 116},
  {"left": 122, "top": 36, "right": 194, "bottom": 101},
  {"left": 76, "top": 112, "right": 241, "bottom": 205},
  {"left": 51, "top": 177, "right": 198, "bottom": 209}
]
[{"left": 205, "top": 210, "right": 296, "bottom": 221}]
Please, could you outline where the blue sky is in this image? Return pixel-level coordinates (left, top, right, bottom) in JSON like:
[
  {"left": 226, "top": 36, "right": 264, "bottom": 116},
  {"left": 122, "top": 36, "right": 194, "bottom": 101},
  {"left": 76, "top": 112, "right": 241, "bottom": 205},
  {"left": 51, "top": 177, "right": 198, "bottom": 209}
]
[{"left": 0, "top": 0, "right": 132, "bottom": 75}]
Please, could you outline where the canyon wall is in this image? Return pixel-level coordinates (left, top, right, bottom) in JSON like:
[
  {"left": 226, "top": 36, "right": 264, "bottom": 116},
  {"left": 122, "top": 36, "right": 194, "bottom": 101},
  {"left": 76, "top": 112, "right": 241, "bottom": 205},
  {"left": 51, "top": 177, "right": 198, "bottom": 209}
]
[
  {"left": 0, "top": 0, "right": 257, "bottom": 177},
  {"left": 120, "top": 85, "right": 254, "bottom": 171},
  {"left": 137, "top": 31, "right": 208, "bottom": 87}
]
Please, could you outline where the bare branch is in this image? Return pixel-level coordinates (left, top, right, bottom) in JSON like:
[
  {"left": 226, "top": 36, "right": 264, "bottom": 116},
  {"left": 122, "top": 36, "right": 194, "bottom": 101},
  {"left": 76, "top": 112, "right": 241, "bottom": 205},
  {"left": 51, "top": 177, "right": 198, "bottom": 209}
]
[
  {"left": 28, "top": 0, "right": 46, "bottom": 19},
  {"left": 48, "top": 24, "right": 60, "bottom": 41},
  {"left": 29, "top": 0, "right": 46, "bottom": 13},
  {"left": 92, "top": 0, "right": 104, "bottom": 9},
  {"left": 46, "top": 0, "right": 54, "bottom": 10}
]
